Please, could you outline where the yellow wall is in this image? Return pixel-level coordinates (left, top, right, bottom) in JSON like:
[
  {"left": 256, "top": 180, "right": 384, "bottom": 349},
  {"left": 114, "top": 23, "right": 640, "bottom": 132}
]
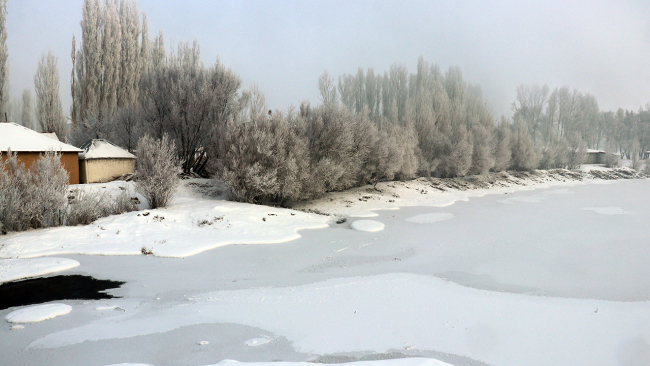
[
  {"left": 1, "top": 151, "right": 80, "bottom": 184},
  {"left": 80, "top": 158, "right": 135, "bottom": 183}
]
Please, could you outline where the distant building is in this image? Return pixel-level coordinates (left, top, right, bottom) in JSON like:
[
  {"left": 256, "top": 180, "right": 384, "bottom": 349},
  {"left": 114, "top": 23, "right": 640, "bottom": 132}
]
[
  {"left": 584, "top": 149, "right": 605, "bottom": 164},
  {"left": 79, "top": 139, "right": 136, "bottom": 183},
  {"left": 584, "top": 149, "right": 620, "bottom": 165},
  {"left": 0, "top": 122, "right": 83, "bottom": 184}
]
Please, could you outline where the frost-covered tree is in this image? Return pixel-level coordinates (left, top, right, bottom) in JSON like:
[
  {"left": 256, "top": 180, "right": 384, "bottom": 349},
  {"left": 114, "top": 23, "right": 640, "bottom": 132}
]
[
  {"left": 135, "top": 134, "right": 181, "bottom": 209},
  {"left": 0, "top": 0, "right": 9, "bottom": 119},
  {"left": 139, "top": 41, "right": 241, "bottom": 175},
  {"left": 318, "top": 71, "right": 337, "bottom": 106},
  {"left": 21, "top": 89, "right": 34, "bottom": 130},
  {"left": 78, "top": 0, "right": 102, "bottom": 123},
  {"left": 101, "top": 0, "right": 121, "bottom": 117},
  {"left": 118, "top": 0, "right": 140, "bottom": 108},
  {"left": 34, "top": 51, "right": 66, "bottom": 140}
]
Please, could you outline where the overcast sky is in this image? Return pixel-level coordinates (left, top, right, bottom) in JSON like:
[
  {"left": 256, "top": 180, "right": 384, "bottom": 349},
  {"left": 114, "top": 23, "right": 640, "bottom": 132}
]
[{"left": 6, "top": 0, "right": 650, "bottom": 118}]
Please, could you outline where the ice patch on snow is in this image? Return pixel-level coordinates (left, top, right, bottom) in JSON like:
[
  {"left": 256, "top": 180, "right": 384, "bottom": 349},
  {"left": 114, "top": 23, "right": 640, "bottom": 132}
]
[
  {"left": 5, "top": 303, "right": 72, "bottom": 323},
  {"left": 350, "top": 220, "right": 385, "bottom": 232},
  {"left": 406, "top": 213, "right": 454, "bottom": 224},
  {"left": 244, "top": 337, "right": 272, "bottom": 347},
  {"left": 581, "top": 207, "right": 632, "bottom": 215},
  {"left": 0, "top": 257, "right": 80, "bottom": 284}
]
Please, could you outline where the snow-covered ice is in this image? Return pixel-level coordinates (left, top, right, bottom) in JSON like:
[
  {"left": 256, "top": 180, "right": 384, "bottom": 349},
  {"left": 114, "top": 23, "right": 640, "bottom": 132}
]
[
  {"left": 581, "top": 206, "right": 633, "bottom": 215},
  {"left": 0, "top": 257, "right": 80, "bottom": 284},
  {"left": 5, "top": 304, "right": 72, "bottom": 323},
  {"left": 208, "top": 359, "right": 452, "bottom": 366},
  {"left": 1, "top": 174, "right": 649, "bottom": 366},
  {"left": 350, "top": 220, "right": 385, "bottom": 232},
  {"left": 405, "top": 213, "right": 454, "bottom": 224}
]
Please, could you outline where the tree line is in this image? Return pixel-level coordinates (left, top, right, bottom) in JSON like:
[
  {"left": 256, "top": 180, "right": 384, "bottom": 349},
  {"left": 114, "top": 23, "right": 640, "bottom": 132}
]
[{"left": 2, "top": 0, "right": 648, "bottom": 205}]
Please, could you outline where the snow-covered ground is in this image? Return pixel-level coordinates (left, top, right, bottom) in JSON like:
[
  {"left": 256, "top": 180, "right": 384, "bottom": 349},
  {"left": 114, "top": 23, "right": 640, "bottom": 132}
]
[{"left": 1, "top": 171, "right": 649, "bottom": 366}]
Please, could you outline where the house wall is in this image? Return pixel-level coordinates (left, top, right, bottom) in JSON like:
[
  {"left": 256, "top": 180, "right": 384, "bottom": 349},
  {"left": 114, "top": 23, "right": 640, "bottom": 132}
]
[
  {"left": 80, "top": 158, "right": 135, "bottom": 183},
  {"left": 584, "top": 152, "right": 601, "bottom": 164},
  {"left": 1, "top": 151, "right": 80, "bottom": 184}
]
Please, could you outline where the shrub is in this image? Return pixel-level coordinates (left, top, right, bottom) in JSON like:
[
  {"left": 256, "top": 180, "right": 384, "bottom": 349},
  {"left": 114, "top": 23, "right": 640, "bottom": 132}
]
[
  {"left": 0, "top": 150, "right": 139, "bottom": 233},
  {"left": 0, "top": 150, "right": 68, "bottom": 232},
  {"left": 66, "top": 188, "right": 137, "bottom": 226},
  {"left": 135, "top": 134, "right": 182, "bottom": 209}
]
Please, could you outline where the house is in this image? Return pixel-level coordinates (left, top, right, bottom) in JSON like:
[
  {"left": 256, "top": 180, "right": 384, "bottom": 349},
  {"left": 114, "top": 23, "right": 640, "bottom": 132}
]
[
  {"left": 79, "top": 139, "right": 136, "bottom": 183},
  {"left": 0, "top": 122, "right": 83, "bottom": 184}
]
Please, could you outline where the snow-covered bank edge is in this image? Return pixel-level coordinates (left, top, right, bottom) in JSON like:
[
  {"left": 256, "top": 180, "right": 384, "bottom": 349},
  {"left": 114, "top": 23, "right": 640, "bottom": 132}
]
[
  {"left": 290, "top": 167, "right": 643, "bottom": 218},
  {"left": 0, "top": 258, "right": 80, "bottom": 284}
]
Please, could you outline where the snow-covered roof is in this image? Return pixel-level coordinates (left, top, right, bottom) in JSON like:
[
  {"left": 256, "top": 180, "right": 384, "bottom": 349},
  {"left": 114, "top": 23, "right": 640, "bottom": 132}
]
[
  {"left": 79, "top": 139, "right": 136, "bottom": 160},
  {"left": 0, "top": 122, "right": 82, "bottom": 153},
  {"left": 41, "top": 132, "right": 59, "bottom": 141}
]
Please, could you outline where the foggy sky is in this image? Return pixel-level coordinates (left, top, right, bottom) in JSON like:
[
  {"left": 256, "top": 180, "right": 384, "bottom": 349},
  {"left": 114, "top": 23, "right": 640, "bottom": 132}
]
[{"left": 6, "top": 0, "right": 650, "bottom": 119}]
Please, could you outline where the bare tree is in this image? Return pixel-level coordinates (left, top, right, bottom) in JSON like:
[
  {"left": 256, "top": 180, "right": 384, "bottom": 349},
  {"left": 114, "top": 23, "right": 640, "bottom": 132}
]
[{"left": 34, "top": 51, "right": 66, "bottom": 140}]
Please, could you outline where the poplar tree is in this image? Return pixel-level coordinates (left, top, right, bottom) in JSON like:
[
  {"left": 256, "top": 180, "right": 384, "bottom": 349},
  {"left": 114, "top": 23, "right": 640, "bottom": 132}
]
[
  {"left": 102, "top": 0, "right": 121, "bottom": 117},
  {"left": 21, "top": 89, "right": 34, "bottom": 130},
  {"left": 35, "top": 51, "right": 66, "bottom": 140},
  {"left": 118, "top": 0, "right": 140, "bottom": 108},
  {"left": 0, "top": 0, "right": 9, "bottom": 120}
]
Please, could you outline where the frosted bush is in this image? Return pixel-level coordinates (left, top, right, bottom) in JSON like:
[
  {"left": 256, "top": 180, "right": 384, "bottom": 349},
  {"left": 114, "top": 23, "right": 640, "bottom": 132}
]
[
  {"left": 135, "top": 134, "right": 181, "bottom": 209},
  {"left": 0, "top": 150, "right": 67, "bottom": 232},
  {"left": 66, "top": 188, "right": 137, "bottom": 226}
]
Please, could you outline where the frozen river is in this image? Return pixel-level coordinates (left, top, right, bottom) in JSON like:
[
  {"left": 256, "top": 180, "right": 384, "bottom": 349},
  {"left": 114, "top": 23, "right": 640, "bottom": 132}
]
[{"left": 2, "top": 178, "right": 649, "bottom": 366}]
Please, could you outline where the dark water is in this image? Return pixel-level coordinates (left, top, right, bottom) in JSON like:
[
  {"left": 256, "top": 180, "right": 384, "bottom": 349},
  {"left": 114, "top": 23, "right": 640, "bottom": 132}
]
[{"left": 0, "top": 275, "right": 125, "bottom": 310}]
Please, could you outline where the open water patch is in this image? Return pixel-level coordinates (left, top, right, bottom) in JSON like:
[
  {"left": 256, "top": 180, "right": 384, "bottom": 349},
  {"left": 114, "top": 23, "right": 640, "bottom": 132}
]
[{"left": 0, "top": 275, "right": 125, "bottom": 310}]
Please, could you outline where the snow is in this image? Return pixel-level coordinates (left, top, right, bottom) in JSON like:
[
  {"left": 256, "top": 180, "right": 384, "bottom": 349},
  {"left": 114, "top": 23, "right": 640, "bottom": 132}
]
[
  {"left": 208, "top": 359, "right": 452, "bottom": 366},
  {"left": 5, "top": 304, "right": 72, "bottom": 323},
  {"left": 0, "top": 122, "right": 82, "bottom": 153},
  {"left": 350, "top": 220, "right": 385, "bottom": 232},
  {"left": 290, "top": 170, "right": 625, "bottom": 219},
  {"left": 0, "top": 257, "right": 80, "bottom": 284},
  {"left": 102, "top": 364, "right": 152, "bottom": 366},
  {"left": 80, "top": 139, "right": 136, "bottom": 160},
  {"left": 244, "top": 337, "right": 272, "bottom": 347},
  {"left": 405, "top": 213, "right": 454, "bottom": 224},
  {"left": 0, "top": 181, "right": 329, "bottom": 258}
]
